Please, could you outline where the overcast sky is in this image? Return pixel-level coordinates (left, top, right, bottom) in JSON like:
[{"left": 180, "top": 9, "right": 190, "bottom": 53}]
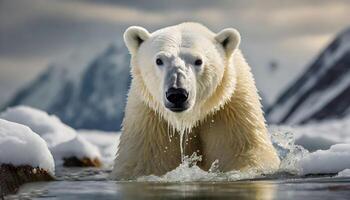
[{"left": 0, "top": 0, "right": 349, "bottom": 104}]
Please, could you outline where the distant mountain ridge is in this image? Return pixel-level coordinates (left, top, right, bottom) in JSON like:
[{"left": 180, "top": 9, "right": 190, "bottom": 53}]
[
  {"left": 5, "top": 27, "right": 350, "bottom": 130},
  {"left": 3, "top": 43, "right": 131, "bottom": 131},
  {"left": 267, "top": 27, "right": 350, "bottom": 124}
]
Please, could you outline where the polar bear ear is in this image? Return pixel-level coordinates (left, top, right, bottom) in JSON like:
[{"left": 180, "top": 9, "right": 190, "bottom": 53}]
[
  {"left": 215, "top": 28, "right": 241, "bottom": 57},
  {"left": 123, "top": 26, "right": 150, "bottom": 54}
]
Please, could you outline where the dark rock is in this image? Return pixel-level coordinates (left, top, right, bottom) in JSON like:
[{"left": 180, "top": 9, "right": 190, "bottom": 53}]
[
  {"left": 63, "top": 157, "right": 102, "bottom": 168},
  {"left": 0, "top": 164, "right": 54, "bottom": 196}
]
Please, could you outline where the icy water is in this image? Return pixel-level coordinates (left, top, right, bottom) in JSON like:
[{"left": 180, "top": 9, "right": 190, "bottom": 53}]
[
  {"left": 5, "top": 168, "right": 350, "bottom": 200},
  {"left": 5, "top": 129, "right": 350, "bottom": 199}
]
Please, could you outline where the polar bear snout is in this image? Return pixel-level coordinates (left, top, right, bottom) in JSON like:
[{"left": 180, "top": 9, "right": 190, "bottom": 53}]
[{"left": 165, "top": 87, "right": 190, "bottom": 112}]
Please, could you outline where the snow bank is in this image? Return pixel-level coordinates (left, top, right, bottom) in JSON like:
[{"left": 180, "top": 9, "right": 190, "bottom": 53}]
[
  {"left": 0, "top": 119, "right": 54, "bottom": 174},
  {"left": 79, "top": 130, "right": 120, "bottom": 166},
  {"left": 2, "top": 105, "right": 349, "bottom": 177},
  {"left": 337, "top": 169, "right": 350, "bottom": 177},
  {"left": 269, "top": 117, "right": 350, "bottom": 174},
  {"left": 292, "top": 117, "right": 350, "bottom": 151},
  {"left": 300, "top": 144, "right": 350, "bottom": 175},
  {"left": 51, "top": 135, "right": 101, "bottom": 166},
  {"left": 270, "top": 116, "right": 350, "bottom": 152},
  {"left": 0, "top": 106, "right": 101, "bottom": 165},
  {"left": 270, "top": 126, "right": 350, "bottom": 175},
  {"left": 0, "top": 106, "right": 75, "bottom": 147}
]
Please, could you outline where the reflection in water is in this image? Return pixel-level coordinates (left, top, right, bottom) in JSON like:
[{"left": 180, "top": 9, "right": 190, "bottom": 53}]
[
  {"left": 116, "top": 181, "right": 276, "bottom": 200},
  {"left": 8, "top": 168, "right": 350, "bottom": 200}
]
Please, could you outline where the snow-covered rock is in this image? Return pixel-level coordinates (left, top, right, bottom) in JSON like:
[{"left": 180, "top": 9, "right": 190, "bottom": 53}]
[
  {"left": 0, "top": 106, "right": 76, "bottom": 147},
  {"left": 0, "top": 106, "right": 101, "bottom": 167},
  {"left": 337, "top": 169, "right": 350, "bottom": 177},
  {"left": 300, "top": 144, "right": 350, "bottom": 175},
  {"left": 0, "top": 119, "right": 54, "bottom": 174},
  {"left": 3, "top": 42, "right": 130, "bottom": 131},
  {"left": 0, "top": 118, "right": 55, "bottom": 195},
  {"left": 79, "top": 130, "right": 120, "bottom": 166},
  {"left": 267, "top": 27, "right": 350, "bottom": 124},
  {"left": 51, "top": 135, "right": 101, "bottom": 166}
]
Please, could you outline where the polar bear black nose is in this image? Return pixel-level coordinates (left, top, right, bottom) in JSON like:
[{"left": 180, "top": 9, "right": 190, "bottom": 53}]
[{"left": 166, "top": 88, "right": 188, "bottom": 104}]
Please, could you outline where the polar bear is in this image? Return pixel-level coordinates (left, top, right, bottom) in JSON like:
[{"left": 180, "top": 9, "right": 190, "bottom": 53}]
[{"left": 111, "top": 22, "right": 280, "bottom": 180}]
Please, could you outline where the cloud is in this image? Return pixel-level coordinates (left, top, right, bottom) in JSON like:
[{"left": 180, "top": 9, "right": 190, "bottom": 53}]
[
  {"left": 280, "top": 34, "right": 333, "bottom": 55},
  {"left": 0, "top": 0, "right": 349, "bottom": 104},
  {"left": 0, "top": 56, "right": 50, "bottom": 103}
]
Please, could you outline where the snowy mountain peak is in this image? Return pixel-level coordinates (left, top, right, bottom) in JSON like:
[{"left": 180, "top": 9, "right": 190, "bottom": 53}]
[
  {"left": 267, "top": 27, "right": 350, "bottom": 124},
  {"left": 3, "top": 42, "right": 131, "bottom": 131}
]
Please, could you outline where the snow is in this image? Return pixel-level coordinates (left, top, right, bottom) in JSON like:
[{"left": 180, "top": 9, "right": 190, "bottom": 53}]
[
  {"left": 13, "top": 44, "right": 108, "bottom": 111},
  {"left": 270, "top": 116, "right": 350, "bottom": 152},
  {"left": 321, "top": 30, "right": 350, "bottom": 74},
  {"left": 51, "top": 135, "right": 101, "bottom": 166},
  {"left": 0, "top": 119, "right": 55, "bottom": 174},
  {"left": 136, "top": 124, "right": 350, "bottom": 180},
  {"left": 294, "top": 118, "right": 350, "bottom": 151},
  {"left": 0, "top": 106, "right": 101, "bottom": 165},
  {"left": 5, "top": 42, "right": 130, "bottom": 131},
  {"left": 270, "top": 122, "right": 350, "bottom": 175},
  {"left": 141, "top": 119, "right": 350, "bottom": 178},
  {"left": 300, "top": 144, "right": 350, "bottom": 175},
  {"left": 1, "top": 104, "right": 350, "bottom": 178},
  {"left": 268, "top": 95, "right": 297, "bottom": 123},
  {"left": 289, "top": 72, "right": 350, "bottom": 124},
  {"left": 79, "top": 130, "right": 120, "bottom": 166},
  {"left": 0, "top": 106, "right": 76, "bottom": 147},
  {"left": 337, "top": 169, "right": 350, "bottom": 177},
  {"left": 267, "top": 29, "right": 350, "bottom": 124}
]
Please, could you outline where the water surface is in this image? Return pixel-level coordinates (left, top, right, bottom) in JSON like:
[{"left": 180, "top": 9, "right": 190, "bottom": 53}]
[{"left": 5, "top": 168, "right": 350, "bottom": 200}]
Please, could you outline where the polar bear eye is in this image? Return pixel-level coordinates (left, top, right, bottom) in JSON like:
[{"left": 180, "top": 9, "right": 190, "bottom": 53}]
[
  {"left": 194, "top": 59, "right": 203, "bottom": 66},
  {"left": 156, "top": 58, "right": 164, "bottom": 66}
]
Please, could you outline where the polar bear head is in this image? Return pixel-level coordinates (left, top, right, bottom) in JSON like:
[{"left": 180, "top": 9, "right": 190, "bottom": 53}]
[{"left": 124, "top": 22, "right": 240, "bottom": 131}]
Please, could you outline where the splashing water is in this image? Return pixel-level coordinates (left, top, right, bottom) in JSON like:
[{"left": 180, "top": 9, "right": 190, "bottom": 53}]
[
  {"left": 137, "top": 153, "right": 262, "bottom": 182},
  {"left": 177, "top": 127, "right": 193, "bottom": 162},
  {"left": 166, "top": 123, "right": 190, "bottom": 162},
  {"left": 269, "top": 126, "right": 309, "bottom": 175},
  {"left": 139, "top": 126, "right": 310, "bottom": 182},
  {"left": 179, "top": 130, "right": 186, "bottom": 162}
]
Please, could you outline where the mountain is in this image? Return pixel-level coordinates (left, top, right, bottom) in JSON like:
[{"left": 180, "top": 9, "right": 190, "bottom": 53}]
[
  {"left": 267, "top": 28, "right": 350, "bottom": 124},
  {"left": 3, "top": 42, "right": 131, "bottom": 131},
  {"left": 7, "top": 27, "right": 349, "bottom": 130}
]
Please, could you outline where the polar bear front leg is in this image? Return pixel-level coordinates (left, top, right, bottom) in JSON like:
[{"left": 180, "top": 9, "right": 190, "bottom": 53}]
[
  {"left": 111, "top": 97, "right": 183, "bottom": 180},
  {"left": 198, "top": 105, "right": 280, "bottom": 173},
  {"left": 198, "top": 115, "right": 259, "bottom": 172}
]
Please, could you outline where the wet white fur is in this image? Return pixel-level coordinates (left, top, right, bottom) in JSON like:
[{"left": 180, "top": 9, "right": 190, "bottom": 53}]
[{"left": 111, "top": 23, "right": 280, "bottom": 180}]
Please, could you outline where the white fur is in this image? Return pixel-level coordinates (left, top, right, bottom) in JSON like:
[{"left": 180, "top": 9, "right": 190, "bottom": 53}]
[
  {"left": 111, "top": 23, "right": 280, "bottom": 180},
  {"left": 124, "top": 26, "right": 150, "bottom": 54}
]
